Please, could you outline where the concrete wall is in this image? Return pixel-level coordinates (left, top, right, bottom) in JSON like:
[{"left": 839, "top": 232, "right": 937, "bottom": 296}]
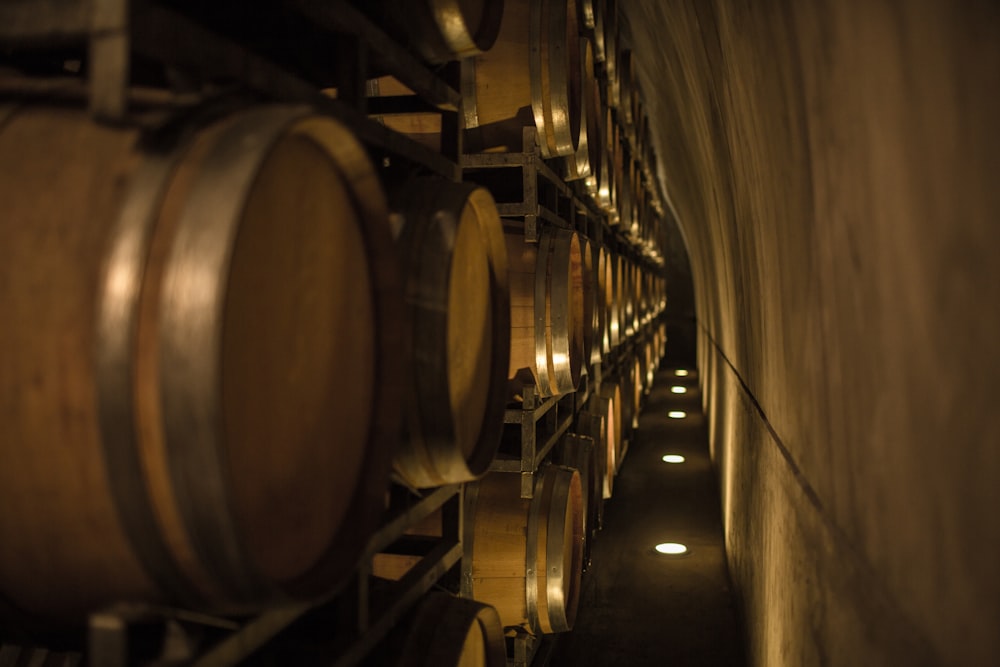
[{"left": 622, "top": 1, "right": 1000, "bottom": 664}]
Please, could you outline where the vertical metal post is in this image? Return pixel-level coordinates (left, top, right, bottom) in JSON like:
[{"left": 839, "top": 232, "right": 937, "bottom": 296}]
[{"left": 89, "top": 0, "right": 129, "bottom": 121}]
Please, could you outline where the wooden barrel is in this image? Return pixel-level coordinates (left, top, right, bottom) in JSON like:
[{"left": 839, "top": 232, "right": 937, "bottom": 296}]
[
  {"left": 595, "top": 104, "right": 616, "bottom": 214},
  {"left": 390, "top": 179, "right": 510, "bottom": 488},
  {"left": 618, "top": 48, "right": 637, "bottom": 129},
  {"left": 626, "top": 154, "right": 641, "bottom": 239},
  {"left": 557, "top": 433, "right": 602, "bottom": 567},
  {"left": 598, "top": 382, "right": 624, "bottom": 478},
  {"left": 614, "top": 253, "right": 629, "bottom": 341},
  {"left": 644, "top": 337, "right": 657, "bottom": 393},
  {"left": 582, "top": 59, "right": 607, "bottom": 201},
  {"left": 507, "top": 227, "right": 586, "bottom": 398},
  {"left": 580, "top": 0, "right": 596, "bottom": 29},
  {"left": 589, "top": 243, "right": 607, "bottom": 365},
  {"left": 468, "top": 466, "right": 584, "bottom": 635},
  {"left": 592, "top": 0, "right": 607, "bottom": 63},
  {"left": 564, "top": 37, "right": 601, "bottom": 192},
  {"left": 578, "top": 235, "right": 599, "bottom": 371},
  {"left": 656, "top": 321, "right": 668, "bottom": 367},
  {"left": 576, "top": 409, "right": 611, "bottom": 512},
  {"left": 627, "top": 259, "right": 638, "bottom": 339},
  {"left": 606, "top": 251, "right": 622, "bottom": 349},
  {"left": 0, "top": 105, "right": 402, "bottom": 621},
  {"left": 397, "top": 593, "right": 507, "bottom": 667},
  {"left": 613, "top": 124, "right": 633, "bottom": 232},
  {"left": 463, "top": 0, "right": 581, "bottom": 158},
  {"left": 370, "top": 0, "right": 504, "bottom": 64},
  {"left": 632, "top": 356, "right": 644, "bottom": 427},
  {"left": 602, "top": 0, "right": 620, "bottom": 108}
]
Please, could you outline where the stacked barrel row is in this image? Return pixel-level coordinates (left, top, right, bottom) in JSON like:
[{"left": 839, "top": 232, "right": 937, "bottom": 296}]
[
  {"left": 0, "top": 0, "right": 668, "bottom": 664},
  {"left": 449, "top": 0, "right": 671, "bottom": 650}
]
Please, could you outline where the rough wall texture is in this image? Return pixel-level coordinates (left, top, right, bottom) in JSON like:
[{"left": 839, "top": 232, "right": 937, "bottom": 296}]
[{"left": 622, "top": 1, "right": 1000, "bottom": 664}]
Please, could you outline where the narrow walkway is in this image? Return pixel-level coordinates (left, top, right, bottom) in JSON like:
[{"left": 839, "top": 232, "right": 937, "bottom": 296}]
[{"left": 551, "top": 368, "right": 745, "bottom": 666}]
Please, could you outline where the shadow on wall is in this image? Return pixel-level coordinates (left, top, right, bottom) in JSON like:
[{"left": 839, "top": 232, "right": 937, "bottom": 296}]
[{"left": 661, "top": 204, "right": 696, "bottom": 368}]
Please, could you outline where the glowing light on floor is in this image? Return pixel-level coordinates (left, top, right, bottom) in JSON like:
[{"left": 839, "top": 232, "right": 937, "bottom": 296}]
[
  {"left": 662, "top": 454, "right": 686, "bottom": 464},
  {"left": 655, "top": 542, "right": 689, "bottom": 555},
  {"left": 668, "top": 411, "right": 687, "bottom": 419},
  {"left": 670, "top": 386, "right": 687, "bottom": 394},
  {"left": 675, "top": 369, "right": 689, "bottom": 377}
]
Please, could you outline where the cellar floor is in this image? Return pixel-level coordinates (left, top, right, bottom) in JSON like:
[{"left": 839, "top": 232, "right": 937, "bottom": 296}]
[{"left": 549, "top": 367, "right": 745, "bottom": 666}]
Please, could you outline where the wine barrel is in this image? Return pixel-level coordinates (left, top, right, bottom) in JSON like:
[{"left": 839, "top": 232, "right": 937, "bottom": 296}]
[
  {"left": 0, "top": 105, "right": 401, "bottom": 621},
  {"left": 583, "top": 61, "right": 607, "bottom": 202},
  {"left": 595, "top": 104, "right": 615, "bottom": 215},
  {"left": 557, "top": 433, "right": 602, "bottom": 567},
  {"left": 369, "top": 0, "right": 504, "bottom": 64},
  {"left": 589, "top": 243, "right": 607, "bottom": 365},
  {"left": 606, "top": 251, "right": 622, "bottom": 349},
  {"left": 391, "top": 179, "right": 510, "bottom": 488},
  {"left": 564, "top": 37, "right": 601, "bottom": 190},
  {"left": 602, "top": 0, "right": 620, "bottom": 108},
  {"left": 643, "top": 336, "right": 657, "bottom": 393},
  {"left": 397, "top": 594, "right": 507, "bottom": 667},
  {"left": 592, "top": 0, "right": 607, "bottom": 63},
  {"left": 463, "top": 0, "right": 581, "bottom": 158},
  {"left": 468, "top": 466, "right": 584, "bottom": 635},
  {"left": 618, "top": 48, "right": 637, "bottom": 128},
  {"left": 627, "top": 259, "right": 639, "bottom": 336},
  {"left": 580, "top": 0, "right": 596, "bottom": 29},
  {"left": 576, "top": 409, "right": 611, "bottom": 513},
  {"left": 507, "top": 227, "right": 586, "bottom": 398},
  {"left": 613, "top": 124, "right": 633, "bottom": 233},
  {"left": 598, "top": 382, "right": 624, "bottom": 478},
  {"left": 578, "top": 235, "right": 599, "bottom": 371}
]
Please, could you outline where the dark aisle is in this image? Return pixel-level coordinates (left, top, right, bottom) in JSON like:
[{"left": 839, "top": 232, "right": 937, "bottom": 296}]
[{"left": 551, "top": 368, "right": 744, "bottom": 666}]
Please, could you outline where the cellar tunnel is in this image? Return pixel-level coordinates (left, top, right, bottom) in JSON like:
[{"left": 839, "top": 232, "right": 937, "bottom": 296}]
[
  {"left": 621, "top": 0, "right": 1000, "bottom": 665},
  {"left": 1, "top": 0, "right": 998, "bottom": 665}
]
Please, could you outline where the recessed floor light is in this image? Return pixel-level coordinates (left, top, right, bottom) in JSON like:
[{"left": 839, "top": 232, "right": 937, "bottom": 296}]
[
  {"left": 670, "top": 386, "right": 687, "bottom": 394},
  {"left": 668, "top": 411, "right": 687, "bottom": 419},
  {"left": 675, "top": 369, "right": 689, "bottom": 377},
  {"left": 655, "top": 542, "right": 689, "bottom": 555},
  {"left": 662, "top": 454, "right": 685, "bottom": 464}
]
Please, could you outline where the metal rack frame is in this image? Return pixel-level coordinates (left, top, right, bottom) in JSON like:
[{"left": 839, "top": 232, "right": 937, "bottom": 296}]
[
  {"left": 2, "top": 2, "right": 672, "bottom": 666},
  {"left": 83, "top": 485, "right": 462, "bottom": 667}
]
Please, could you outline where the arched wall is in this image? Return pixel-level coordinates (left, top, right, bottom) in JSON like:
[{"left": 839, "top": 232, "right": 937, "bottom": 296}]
[{"left": 622, "top": 1, "right": 1000, "bottom": 664}]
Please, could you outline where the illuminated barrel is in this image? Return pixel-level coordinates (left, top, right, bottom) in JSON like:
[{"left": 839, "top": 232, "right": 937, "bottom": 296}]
[
  {"left": 576, "top": 408, "right": 611, "bottom": 511},
  {"left": 468, "top": 466, "right": 584, "bottom": 635},
  {"left": 396, "top": 593, "right": 507, "bottom": 667},
  {"left": 599, "top": 247, "right": 616, "bottom": 353},
  {"left": 463, "top": 0, "right": 581, "bottom": 157},
  {"left": 589, "top": 243, "right": 607, "bottom": 365},
  {"left": 602, "top": 0, "right": 620, "bottom": 108},
  {"left": 592, "top": 0, "right": 607, "bottom": 63},
  {"left": 599, "top": 381, "right": 624, "bottom": 477},
  {"left": 0, "top": 105, "right": 401, "bottom": 620},
  {"left": 612, "top": 254, "right": 632, "bottom": 345},
  {"left": 557, "top": 433, "right": 602, "bottom": 566},
  {"left": 643, "top": 335, "right": 657, "bottom": 393},
  {"left": 594, "top": 105, "right": 614, "bottom": 215},
  {"left": 632, "top": 354, "right": 644, "bottom": 425},
  {"left": 507, "top": 227, "right": 586, "bottom": 398},
  {"left": 618, "top": 48, "right": 637, "bottom": 129},
  {"left": 579, "top": 235, "right": 600, "bottom": 371},
  {"left": 564, "top": 37, "right": 602, "bottom": 192},
  {"left": 371, "top": 0, "right": 504, "bottom": 64},
  {"left": 390, "top": 179, "right": 510, "bottom": 487}
]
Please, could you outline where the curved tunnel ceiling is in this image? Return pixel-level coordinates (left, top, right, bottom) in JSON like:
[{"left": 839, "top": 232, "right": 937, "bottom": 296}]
[{"left": 619, "top": 1, "right": 1000, "bottom": 664}]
